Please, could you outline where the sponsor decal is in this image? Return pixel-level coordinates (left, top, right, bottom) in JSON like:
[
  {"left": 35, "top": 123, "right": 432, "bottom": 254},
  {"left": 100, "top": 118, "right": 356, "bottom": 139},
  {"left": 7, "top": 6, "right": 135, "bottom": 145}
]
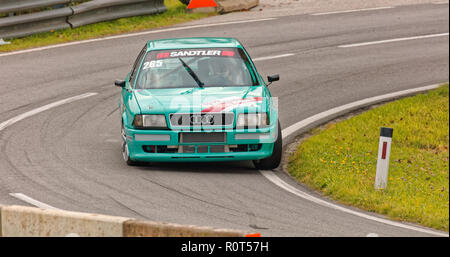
[
  {"left": 202, "top": 97, "right": 263, "bottom": 113},
  {"left": 170, "top": 50, "right": 222, "bottom": 58},
  {"left": 155, "top": 49, "right": 237, "bottom": 59}
]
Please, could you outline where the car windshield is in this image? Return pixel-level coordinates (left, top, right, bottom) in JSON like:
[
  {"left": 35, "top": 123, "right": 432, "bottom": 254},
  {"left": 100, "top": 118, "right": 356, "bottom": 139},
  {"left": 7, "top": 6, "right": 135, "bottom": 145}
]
[{"left": 135, "top": 48, "right": 258, "bottom": 89}]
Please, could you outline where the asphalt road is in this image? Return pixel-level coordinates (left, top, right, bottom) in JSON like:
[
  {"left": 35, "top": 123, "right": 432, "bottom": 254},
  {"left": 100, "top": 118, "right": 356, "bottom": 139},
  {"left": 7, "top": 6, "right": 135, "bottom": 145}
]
[{"left": 0, "top": 3, "right": 448, "bottom": 236}]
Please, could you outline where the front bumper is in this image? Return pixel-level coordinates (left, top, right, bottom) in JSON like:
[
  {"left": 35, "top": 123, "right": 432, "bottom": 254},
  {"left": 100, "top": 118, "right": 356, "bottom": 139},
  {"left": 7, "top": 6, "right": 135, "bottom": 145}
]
[{"left": 124, "top": 125, "right": 278, "bottom": 162}]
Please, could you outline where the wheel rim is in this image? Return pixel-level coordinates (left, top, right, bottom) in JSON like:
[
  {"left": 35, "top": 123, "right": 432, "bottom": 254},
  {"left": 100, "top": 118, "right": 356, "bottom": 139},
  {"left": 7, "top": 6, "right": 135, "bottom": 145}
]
[
  {"left": 122, "top": 141, "right": 129, "bottom": 161},
  {"left": 121, "top": 124, "right": 126, "bottom": 140},
  {"left": 121, "top": 124, "right": 129, "bottom": 161}
]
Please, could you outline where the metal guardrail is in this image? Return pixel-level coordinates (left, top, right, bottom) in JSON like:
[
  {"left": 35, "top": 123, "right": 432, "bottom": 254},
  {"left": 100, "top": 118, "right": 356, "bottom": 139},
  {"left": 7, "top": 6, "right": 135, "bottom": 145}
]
[
  {"left": 0, "top": 0, "right": 166, "bottom": 40},
  {"left": 69, "top": 0, "right": 166, "bottom": 28}
]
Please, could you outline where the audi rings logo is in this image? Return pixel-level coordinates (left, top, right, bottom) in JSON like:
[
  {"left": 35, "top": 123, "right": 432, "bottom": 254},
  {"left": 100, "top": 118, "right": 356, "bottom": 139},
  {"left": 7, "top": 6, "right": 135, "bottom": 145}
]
[
  {"left": 169, "top": 113, "right": 234, "bottom": 127},
  {"left": 191, "top": 114, "right": 214, "bottom": 125}
]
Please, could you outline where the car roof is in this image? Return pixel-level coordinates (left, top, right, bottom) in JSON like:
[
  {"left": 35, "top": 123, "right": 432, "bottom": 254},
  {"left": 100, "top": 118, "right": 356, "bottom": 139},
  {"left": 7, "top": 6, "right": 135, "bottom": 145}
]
[{"left": 146, "top": 37, "right": 242, "bottom": 51}]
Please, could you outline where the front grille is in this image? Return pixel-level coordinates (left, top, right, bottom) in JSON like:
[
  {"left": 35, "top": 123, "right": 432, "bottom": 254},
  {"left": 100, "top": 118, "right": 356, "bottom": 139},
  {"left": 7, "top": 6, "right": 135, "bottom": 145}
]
[
  {"left": 169, "top": 113, "right": 234, "bottom": 127},
  {"left": 209, "top": 145, "right": 225, "bottom": 153},
  {"left": 143, "top": 144, "right": 262, "bottom": 154},
  {"left": 180, "top": 132, "right": 226, "bottom": 143}
]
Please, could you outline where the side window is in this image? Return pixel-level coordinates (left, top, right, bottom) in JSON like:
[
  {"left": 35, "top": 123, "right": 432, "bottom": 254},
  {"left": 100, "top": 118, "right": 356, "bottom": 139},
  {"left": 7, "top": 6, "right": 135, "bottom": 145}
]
[{"left": 129, "top": 46, "right": 147, "bottom": 87}]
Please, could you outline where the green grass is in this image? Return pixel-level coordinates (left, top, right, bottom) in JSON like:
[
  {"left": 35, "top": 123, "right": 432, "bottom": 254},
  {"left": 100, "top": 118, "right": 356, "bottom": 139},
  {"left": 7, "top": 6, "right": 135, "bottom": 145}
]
[
  {"left": 288, "top": 84, "right": 449, "bottom": 231},
  {"left": 0, "top": 0, "right": 214, "bottom": 52}
]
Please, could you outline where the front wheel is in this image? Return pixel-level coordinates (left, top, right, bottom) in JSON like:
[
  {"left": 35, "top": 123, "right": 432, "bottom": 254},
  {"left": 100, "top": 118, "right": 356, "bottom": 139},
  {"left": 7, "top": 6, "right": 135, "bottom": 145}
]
[
  {"left": 122, "top": 123, "right": 138, "bottom": 166},
  {"left": 253, "top": 121, "right": 282, "bottom": 170}
]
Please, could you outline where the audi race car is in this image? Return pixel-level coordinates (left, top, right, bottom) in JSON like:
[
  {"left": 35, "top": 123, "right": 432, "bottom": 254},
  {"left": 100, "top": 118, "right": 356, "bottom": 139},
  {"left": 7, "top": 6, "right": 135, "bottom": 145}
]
[{"left": 115, "top": 37, "right": 282, "bottom": 169}]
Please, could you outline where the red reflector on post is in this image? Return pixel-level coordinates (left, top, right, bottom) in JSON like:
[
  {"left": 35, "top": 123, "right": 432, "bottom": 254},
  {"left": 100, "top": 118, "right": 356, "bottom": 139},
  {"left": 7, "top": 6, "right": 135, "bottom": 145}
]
[{"left": 381, "top": 142, "right": 387, "bottom": 159}]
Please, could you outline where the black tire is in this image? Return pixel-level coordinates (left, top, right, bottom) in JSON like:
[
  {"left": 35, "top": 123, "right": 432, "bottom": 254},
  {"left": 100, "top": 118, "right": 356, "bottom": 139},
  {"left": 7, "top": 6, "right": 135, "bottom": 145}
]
[{"left": 253, "top": 121, "right": 282, "bottom": 170}]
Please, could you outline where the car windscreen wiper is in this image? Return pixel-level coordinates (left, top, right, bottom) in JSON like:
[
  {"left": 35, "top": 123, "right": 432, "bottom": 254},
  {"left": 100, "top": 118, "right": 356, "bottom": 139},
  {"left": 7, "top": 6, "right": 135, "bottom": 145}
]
[{"left": 178, "top": 58, "right": 204, "bottom": 88}]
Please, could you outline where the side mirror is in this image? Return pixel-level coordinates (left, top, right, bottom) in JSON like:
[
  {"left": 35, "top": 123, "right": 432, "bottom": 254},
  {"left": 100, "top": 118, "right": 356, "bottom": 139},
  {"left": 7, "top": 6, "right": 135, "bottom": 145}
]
[
  {"left": 115, "top": 80, "right": 126, "bottom": 88},
  {"left": 267, "top": 74, "right": 280, "bottom": 85}
]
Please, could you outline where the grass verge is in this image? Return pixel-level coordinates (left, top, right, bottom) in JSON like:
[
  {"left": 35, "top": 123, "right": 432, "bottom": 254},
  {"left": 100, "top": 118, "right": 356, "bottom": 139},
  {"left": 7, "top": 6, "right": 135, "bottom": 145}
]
[
  {"left": 0, "top": 0, "right": 214, "bottom": 53},
  {"left": 288, "top": 84, "right": 449, "bottom": 231}
]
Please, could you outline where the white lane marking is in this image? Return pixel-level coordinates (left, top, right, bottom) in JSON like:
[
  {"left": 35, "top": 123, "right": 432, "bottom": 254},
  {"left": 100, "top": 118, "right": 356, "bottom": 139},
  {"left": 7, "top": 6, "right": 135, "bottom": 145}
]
[
  {"left": 9, "top": 193, "right": 60, "bottom": 210},
  {"left": 0, "top": 18, "right": 277, "bottom": 58},
  {"left": 260, "top": 170, "right": 448, "bottom": 237},
  {"left": 253, "top": 53, "right": 295, "bottom": 62},
  {"left": 338, "top": 33, "right": 449, "bottom": 48},
  {"left": 2, "top": 93, "right": 97, "bottom": 210},
  {"left": 260, "top": 83, "right": 449, "bottom": 237},
  {"left": 0, "top": 92, "right": 98, "bottom": 132},
  {"left": 433, "top": 1, "right": 449, "bottom": 4},
  {"left": 366, "top": 233, "right": 379, "bottom": 237},
  {"left": 282, "top": 84, "right": 442, "bottom": 138},
  {"left": 311, "top": 7, "right": 394, "bottom": 16}
]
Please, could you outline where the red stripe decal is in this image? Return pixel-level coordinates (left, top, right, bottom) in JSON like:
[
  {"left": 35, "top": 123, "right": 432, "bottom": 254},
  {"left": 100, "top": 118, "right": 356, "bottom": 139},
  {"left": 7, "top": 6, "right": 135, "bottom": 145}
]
[
  {"left": 156, "top": 52, "right": 170, "bottom": 59},
  {"left": 381, "top": 142, "right": 387, "bottom": 159},
  {"left": 221, "top": 51, "right": 235, "bottom": 57},
  {"left": 201, "top": 97, "right": 263, "bottom": 113}
]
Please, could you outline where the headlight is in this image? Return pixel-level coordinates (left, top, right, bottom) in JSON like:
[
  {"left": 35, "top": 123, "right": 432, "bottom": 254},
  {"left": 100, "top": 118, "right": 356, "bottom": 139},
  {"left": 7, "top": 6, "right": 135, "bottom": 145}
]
[
  {"left": 133, "top": 115, "right": 167, "bottom": 128},
  {"left": 236, "top": 113, "right": 269, "bottom": 128}
]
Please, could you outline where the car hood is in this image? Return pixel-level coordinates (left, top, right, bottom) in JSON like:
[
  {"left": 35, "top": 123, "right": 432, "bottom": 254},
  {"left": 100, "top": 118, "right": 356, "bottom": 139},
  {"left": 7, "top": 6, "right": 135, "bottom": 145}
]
[{"left": 133, "top": 86, "right": 266, "bottom": 114}]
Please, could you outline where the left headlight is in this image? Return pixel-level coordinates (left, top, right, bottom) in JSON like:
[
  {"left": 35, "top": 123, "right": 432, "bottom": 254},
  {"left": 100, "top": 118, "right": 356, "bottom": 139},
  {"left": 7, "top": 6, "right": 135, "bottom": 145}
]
[
  {"left": 133, "top": 114, "right": 167, "bottom": 129},
  {"left": 236, "top": 113, "right": 269, "bottom": 128}
]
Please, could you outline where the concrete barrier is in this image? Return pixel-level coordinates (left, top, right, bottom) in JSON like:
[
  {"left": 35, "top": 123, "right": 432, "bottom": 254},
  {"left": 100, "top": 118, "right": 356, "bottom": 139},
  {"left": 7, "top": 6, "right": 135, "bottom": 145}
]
[
  {"left": 0, "top": 205, "right": 248, "bottom": 237},
  {"left": 0, "top": 205, "right": 3, "bottom": 237},
  {"left": 1, "top": 205, "right": 130, "bottom": 237},
  {"left": 187, "top": 0, "right": 259, "bottom": 14},
  {"left": 217, "top": 0, "right": 259, "bottom": 14},
  {"left": 123, "top": 220, "right": 246, "bottom": 237}
]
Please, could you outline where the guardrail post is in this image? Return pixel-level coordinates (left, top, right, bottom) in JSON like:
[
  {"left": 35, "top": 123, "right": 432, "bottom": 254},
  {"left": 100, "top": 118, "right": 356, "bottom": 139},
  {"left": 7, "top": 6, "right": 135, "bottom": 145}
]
[{"left": 375, "top": 127, "right": 393, "bottom": 189}]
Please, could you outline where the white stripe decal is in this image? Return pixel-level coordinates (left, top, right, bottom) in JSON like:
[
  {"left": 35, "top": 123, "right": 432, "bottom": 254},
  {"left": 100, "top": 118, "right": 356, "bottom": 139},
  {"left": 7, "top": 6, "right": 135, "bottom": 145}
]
[
  {"left": 0, "top": 92, "right": 98, "bottom": 132},
  {"left": 0, "top": 18, "right": 277, "bottom": 58},
  {"left": 311, "top": 7, "right": 394, "bottom": 16},
  {"left": 338, "top": 33, "right": 449, "bottom": 48},
  {"left": 10, "top": 193, "right": 60, "bottom": 210},
  {"left": 260, "top": 83, "right": 449, "bottom": 237}
]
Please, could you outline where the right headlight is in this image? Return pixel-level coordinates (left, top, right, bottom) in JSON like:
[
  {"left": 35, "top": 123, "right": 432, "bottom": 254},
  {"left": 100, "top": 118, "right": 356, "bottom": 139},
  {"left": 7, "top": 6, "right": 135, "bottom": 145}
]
[
  {"left": 236, "top": 113, "right": 269, "bottom": 128},
  {"left": 133, "top": 114, "right": 167, "bottom": 129}
]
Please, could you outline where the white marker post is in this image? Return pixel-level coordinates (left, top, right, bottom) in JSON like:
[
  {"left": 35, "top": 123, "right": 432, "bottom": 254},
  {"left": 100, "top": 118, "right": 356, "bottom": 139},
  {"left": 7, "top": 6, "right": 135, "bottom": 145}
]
[
  {"left": 0, "top": 38, "right": 11, "bottom": 45},
  {"left": 375, "top": 127, "right": 393, "bottom": 189}
]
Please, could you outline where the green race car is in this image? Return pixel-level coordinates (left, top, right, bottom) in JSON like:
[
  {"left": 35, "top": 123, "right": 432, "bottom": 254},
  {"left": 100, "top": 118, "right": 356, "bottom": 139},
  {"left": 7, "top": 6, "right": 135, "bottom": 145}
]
[{"left": 115, "top": 37, "right": 282, "bottom": 169}]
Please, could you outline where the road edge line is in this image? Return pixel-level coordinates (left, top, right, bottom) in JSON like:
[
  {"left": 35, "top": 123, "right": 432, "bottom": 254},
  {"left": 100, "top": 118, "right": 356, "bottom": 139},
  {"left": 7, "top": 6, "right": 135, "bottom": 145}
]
[
  {"left": 260, "top": 83, "right": 449, "bottom": 237},
  {"left": 0, "top": 92, "right": 98, "bottom": 132},
  {"left": 9, "top": 193, "right": 60, "bottom": 210}
]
